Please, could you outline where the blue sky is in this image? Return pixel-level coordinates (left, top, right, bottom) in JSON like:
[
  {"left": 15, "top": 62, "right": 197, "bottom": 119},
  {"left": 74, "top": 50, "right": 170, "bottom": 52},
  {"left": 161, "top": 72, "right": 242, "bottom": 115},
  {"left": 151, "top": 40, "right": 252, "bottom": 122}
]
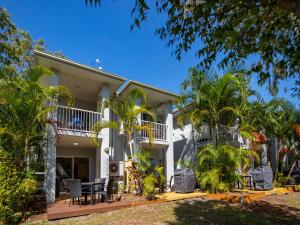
[{"left": 2, "top": 0, "right": 298, "bottom": 107}]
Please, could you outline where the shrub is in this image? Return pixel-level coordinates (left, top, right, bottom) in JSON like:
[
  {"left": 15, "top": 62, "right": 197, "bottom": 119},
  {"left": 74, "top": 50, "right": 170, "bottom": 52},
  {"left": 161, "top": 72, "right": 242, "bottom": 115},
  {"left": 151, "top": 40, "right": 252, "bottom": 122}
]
[
  {"left": 274, "top": 173, "right": 294, "bottom": 187},
  {"left": 196, "top": 144, "right": 258, "bottom": 193},
  {"left": 142, "top": 174, "right": 157, "bottom": 200},
  {"left": 155, "top": 165, "right": 166, "bottom": 193},
  {"left": 0, "top": 149, "right": 37, "bottom": 224}
]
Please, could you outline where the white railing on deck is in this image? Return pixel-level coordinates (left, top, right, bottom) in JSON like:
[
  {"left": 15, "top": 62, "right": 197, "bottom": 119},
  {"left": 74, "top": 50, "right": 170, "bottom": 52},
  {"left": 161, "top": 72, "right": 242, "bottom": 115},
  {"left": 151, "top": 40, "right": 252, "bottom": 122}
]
[
  {"left": 57, "top": 105, "right": 102, "bottom": 132},
  {"left": 141, "top": 120, "right": 167, "bottom": 141}
]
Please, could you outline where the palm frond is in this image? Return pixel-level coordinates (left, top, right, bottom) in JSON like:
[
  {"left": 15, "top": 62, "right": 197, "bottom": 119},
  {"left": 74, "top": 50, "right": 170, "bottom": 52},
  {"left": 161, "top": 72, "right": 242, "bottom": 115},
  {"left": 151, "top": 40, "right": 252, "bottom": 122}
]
[{"left": 92, "top": 121, "right": 119, "bottom": 147}]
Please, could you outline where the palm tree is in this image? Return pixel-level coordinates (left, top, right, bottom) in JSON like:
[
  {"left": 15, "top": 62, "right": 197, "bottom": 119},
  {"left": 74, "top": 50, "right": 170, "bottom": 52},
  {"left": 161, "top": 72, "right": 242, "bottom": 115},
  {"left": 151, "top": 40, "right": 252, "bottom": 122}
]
[
  {"left": 245, "top": 98, "right": 299, "bottom": 175},
  {"left": 179, "top": 67, "right": 253, "bottom": 147},
  {"left": 93, "top": 88, "right": 155, "bottom": 158},
  {"left": 0, "top": 66, "right": 73, "bottom": 170}
]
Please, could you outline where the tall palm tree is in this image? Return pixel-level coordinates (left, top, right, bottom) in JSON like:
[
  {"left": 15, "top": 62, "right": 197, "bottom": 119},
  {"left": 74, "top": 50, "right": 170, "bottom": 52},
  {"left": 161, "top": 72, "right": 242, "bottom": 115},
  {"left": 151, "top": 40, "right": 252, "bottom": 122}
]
[
  {"left": 0, "top": 66, "right": 73, "bottom": 170},
  {"left": 245, "top": 98, "right": 299, "bottom": 175},
  {"left": 93, "top": 88, "right": 155, "bottom": 158},
  {"left": 179, "top": 68, "right": 253, "bottom": 147}
]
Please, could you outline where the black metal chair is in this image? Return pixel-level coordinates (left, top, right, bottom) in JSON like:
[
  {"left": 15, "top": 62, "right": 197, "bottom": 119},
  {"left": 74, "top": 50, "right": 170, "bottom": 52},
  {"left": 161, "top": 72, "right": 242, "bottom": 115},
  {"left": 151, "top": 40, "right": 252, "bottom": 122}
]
[
  {"left": 68, "top": 179, "right": 90, "bottom": 206},
  {"left": 94, "top": 178, "right": 108, "bottom": 203},
  {"left": 62, "top": 179, "right": 70, "bottom": 204}
]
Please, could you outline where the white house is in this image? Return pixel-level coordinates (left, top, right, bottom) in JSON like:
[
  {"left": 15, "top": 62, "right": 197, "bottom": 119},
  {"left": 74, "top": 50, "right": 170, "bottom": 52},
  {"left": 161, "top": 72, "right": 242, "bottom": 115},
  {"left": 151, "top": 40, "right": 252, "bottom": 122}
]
[{"left": 34, "top": 51, "right": 179, "bottom": 203}]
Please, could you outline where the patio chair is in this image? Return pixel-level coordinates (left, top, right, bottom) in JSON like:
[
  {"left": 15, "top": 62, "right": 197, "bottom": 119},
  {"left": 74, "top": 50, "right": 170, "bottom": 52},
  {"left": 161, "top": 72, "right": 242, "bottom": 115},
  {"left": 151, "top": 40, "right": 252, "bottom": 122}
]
[
  {"left": 68, "top": 179, "right": 90, "bottom": 206},
  {"left": 94, "top": 178, "right": 107, "bottom": 203},
  {"left": 94, "top": 178, "right": 108, "bottom": 203},
  {"left": 62, "top": 179, "right": 70, "bottom": 204}
]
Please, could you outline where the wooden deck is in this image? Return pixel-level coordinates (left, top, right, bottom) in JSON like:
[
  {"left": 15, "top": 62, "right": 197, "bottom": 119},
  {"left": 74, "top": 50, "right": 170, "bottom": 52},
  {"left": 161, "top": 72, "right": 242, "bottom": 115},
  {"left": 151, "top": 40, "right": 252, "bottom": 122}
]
[
  {"left": 47, "top": 191, "right": 207, "bottom": 220},
  {"left": 47, "top": 188, "right": 293, "bottom": 220},
  {"left": 47, "top": 198, "right": 165, "bottom": 220}
]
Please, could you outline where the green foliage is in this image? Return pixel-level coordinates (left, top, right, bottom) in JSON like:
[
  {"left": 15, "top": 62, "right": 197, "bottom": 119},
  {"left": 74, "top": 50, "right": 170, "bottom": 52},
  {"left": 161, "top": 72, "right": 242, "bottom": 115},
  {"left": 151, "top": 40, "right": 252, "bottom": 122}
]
[
  {"left": 142, "top": 173, "right": 157, "bottom": 200},
  {"left": 0, "top": 149, "right": 37, "bottom": 224},
  {"left": 155, "top": 165, "right": 166, "bottom": 193},
  {"left": 86, "top": 1, "right": 300, "bottom": 96},
  {"left": 134, "top": 148, "right": 152, "bottom": 175},
  {"left": 0, "top": 7, "right": 65, "bottom": 75},
  {"left": 93, "top": 88, "right": 155, "bottom": 157},
  {"left": 178, "top": 67, "right": 254, "bottom": 147},
  {"left": 274, "top": 173, "right": 295, "bottom": 187},
  {"left": 196, "top": 145, "right": 258, "bottom": 193},
  {"left": 0, "top": 66, "right": 73, "bottom": 170}
]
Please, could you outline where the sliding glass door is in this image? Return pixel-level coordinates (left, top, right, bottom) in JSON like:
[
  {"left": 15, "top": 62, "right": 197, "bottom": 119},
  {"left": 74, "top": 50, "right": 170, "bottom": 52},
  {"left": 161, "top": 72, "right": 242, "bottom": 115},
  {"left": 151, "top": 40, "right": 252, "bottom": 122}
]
[{"left": 56, "top": 157, "right": 90, "bottom": 194}]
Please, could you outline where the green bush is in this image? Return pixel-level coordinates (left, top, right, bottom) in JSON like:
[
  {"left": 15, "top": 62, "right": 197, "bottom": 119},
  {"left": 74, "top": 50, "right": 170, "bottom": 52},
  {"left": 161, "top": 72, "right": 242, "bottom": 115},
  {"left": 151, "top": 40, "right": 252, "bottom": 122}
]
[
  {"left": 142, "top": 174, "right": 157, "bottom": 200},
  {"left": 0, "top": 149, "right": 37, "bottom": 224},
  {"left": 196, "top": 145, "right": 258, "bottom": 193},
  {"left": 274, "top": 173, "right": 294, "bottom": 187},
  {"left": 155, "top": 165, "right": 166, "bottom": 193}
]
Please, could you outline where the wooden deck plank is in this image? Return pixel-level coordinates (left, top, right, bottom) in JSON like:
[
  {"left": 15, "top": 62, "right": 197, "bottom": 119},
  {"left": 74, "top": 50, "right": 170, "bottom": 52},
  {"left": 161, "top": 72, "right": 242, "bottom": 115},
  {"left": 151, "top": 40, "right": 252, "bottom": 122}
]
[{"left": 47, "top": 199, "right": 166, "bottom": 220}]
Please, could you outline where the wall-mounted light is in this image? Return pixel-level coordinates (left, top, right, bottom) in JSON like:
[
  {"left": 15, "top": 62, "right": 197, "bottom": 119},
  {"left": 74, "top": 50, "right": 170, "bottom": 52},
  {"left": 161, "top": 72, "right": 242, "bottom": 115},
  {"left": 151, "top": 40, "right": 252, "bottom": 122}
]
[{"left": 73, "top": 142, "right": 79, "bottom": 146}]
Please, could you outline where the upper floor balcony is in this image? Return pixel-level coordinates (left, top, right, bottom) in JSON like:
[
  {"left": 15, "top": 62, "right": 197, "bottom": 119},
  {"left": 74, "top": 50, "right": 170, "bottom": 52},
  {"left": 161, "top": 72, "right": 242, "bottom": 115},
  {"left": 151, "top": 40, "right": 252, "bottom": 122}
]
[
  {"left": 56, "top": 105, "right": 102, "bottom": 135},
  {"left": 56, "top": 105, "right": 169, "bottom": 144},
  {"left": 140, "top": 120, "right": 167, "bottom": 143}
]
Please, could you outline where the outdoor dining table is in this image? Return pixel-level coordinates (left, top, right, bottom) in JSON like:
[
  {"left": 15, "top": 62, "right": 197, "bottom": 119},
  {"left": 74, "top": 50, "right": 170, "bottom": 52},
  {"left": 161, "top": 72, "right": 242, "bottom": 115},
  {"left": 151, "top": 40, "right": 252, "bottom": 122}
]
[{"left": 81, "top": 182, "right": 101, "bottom": 205}]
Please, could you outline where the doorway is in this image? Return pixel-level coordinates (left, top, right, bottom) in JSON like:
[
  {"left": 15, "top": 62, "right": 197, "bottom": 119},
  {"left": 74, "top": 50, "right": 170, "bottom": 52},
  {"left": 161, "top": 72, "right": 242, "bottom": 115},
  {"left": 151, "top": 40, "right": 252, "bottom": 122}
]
[{"left": 56, "top": 157, "right": 90, "bottom": 194}]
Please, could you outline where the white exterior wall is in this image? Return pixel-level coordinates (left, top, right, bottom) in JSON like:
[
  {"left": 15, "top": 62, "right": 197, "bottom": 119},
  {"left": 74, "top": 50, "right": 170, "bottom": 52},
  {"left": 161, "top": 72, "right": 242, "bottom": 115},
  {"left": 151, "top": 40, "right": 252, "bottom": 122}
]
[
  {"left": 173, "top": 120, "right": 212, "bottom": 169},
  {"left": 45, "top": 71, "right": 59, "bottom": 204},
  {"left": 165, "top": 103, "right": 175, "bottom": 186},
  {"left": 97, "top": 83, "right": 111, "bottom": 179}
]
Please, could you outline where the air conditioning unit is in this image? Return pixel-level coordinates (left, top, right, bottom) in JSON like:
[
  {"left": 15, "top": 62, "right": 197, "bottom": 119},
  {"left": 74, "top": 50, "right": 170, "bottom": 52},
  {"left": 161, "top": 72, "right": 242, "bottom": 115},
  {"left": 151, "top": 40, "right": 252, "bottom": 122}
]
[{"left": 109, "top": 161, "right": 124, "bottom": 177}]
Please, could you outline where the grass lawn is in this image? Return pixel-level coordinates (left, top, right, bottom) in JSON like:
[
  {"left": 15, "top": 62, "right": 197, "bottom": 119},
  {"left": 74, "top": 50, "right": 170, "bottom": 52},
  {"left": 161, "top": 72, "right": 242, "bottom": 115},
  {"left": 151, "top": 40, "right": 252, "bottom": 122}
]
[{"left": 27, "top": 192, "right": 300, "bottom": 225}]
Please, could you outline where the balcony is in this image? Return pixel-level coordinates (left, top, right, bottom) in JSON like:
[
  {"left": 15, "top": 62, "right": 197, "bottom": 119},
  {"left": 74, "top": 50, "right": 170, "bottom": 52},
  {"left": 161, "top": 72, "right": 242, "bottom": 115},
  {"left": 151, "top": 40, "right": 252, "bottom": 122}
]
[
  {"left": 141, "top": 120, "right": 167, "bottom": 142},
  {"left": 56, "top": 105, "right": 102, "bottom": 133}
]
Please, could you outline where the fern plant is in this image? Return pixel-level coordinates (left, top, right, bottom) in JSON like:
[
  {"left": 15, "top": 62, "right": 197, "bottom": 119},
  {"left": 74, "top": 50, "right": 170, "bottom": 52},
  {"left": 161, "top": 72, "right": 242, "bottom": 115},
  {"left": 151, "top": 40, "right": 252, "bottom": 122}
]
[{"left": 142, "top": 173, "right": 157, "bottom": 200}]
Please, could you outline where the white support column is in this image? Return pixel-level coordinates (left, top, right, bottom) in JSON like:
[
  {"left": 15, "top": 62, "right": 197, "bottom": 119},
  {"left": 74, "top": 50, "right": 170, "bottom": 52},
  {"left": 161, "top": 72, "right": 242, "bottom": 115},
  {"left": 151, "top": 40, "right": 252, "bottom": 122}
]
[
  {"left": 97, "top": 83, "right": 111, "bottom": 179},
  {"left": 165, "top": 102, "right": 174, "bottom": 188},
  {"left": 45, "top": 72, "right": 59, "bottom": 204}
]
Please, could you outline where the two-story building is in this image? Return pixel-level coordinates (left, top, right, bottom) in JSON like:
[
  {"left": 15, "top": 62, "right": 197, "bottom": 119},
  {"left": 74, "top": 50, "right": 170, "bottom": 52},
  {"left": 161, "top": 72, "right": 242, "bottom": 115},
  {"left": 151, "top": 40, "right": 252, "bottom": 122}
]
[{"left": 35, "top": 51, "right": 178, "bottom": 203}]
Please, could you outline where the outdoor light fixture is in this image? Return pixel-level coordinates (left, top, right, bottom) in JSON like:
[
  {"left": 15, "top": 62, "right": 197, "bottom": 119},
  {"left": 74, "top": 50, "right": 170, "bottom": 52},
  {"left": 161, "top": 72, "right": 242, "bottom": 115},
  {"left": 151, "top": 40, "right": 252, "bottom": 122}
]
[{"left": 73, "top": 142, "right": 79, "bottom": 146}]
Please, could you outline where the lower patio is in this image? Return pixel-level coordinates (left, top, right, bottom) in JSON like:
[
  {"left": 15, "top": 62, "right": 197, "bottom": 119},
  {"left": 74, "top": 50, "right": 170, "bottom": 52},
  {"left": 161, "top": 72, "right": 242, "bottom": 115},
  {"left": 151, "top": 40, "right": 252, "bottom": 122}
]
[
  {"left": 47, "top": 192, "right": 207, "bottom": 220},
  {"left": 27, "top": 191, "right": 300, "bottom": 225}
]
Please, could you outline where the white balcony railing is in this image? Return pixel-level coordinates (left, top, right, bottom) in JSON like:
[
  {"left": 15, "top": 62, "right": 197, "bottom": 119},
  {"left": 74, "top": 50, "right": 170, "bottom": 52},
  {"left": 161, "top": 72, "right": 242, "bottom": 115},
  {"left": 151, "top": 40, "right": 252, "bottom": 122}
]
[
  {"left": 57, "top": 105, "right": 102, "bottom": 132},
  {"left": 141, "top": 120, "right": 167, "bottom": 141}
]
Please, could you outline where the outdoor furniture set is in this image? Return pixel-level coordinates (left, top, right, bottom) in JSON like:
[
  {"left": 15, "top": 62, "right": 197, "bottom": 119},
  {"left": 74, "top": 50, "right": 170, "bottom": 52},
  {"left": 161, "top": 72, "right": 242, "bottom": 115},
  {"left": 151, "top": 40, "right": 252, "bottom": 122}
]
[{"left": 63, "top": 178, "right": 110, "bottom": 206}]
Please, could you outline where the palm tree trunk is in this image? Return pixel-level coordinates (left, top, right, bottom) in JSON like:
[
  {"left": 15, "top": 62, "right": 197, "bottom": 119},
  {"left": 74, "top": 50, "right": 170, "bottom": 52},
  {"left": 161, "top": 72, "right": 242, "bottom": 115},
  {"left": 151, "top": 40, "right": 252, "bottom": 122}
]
[
  {"left": 128, "top": 139, "right": 134, "bottom": 159},
  {"left": 24, "top": 137, "right": 30, "bottom": 171},
  {"left": 214, "top": 124, "right": 219, "bottom": 147}
]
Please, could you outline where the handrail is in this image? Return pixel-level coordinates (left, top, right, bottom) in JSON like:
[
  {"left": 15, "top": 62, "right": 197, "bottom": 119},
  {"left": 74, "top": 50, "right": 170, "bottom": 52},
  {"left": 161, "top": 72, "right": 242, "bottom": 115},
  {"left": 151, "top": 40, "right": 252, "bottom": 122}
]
[
  {"left": 141, "top": 120, "right": 167, "bottom": 141},
  {"left": 58, "top": 105, "right": 101, "bottom": 114},
  {"left": 57, "top": 105, "right": 102, "bottom": 132}
]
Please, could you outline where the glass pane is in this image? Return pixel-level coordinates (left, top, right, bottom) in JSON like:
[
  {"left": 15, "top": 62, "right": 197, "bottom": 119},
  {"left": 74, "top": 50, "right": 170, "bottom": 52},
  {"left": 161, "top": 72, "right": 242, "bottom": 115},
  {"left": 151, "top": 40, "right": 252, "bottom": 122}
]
[
  {"left": 56, "top": 157, "right": 73, "bottom": 194},
  {"left": 74, "top": 157, "right": 89, "bottom": 182}
]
